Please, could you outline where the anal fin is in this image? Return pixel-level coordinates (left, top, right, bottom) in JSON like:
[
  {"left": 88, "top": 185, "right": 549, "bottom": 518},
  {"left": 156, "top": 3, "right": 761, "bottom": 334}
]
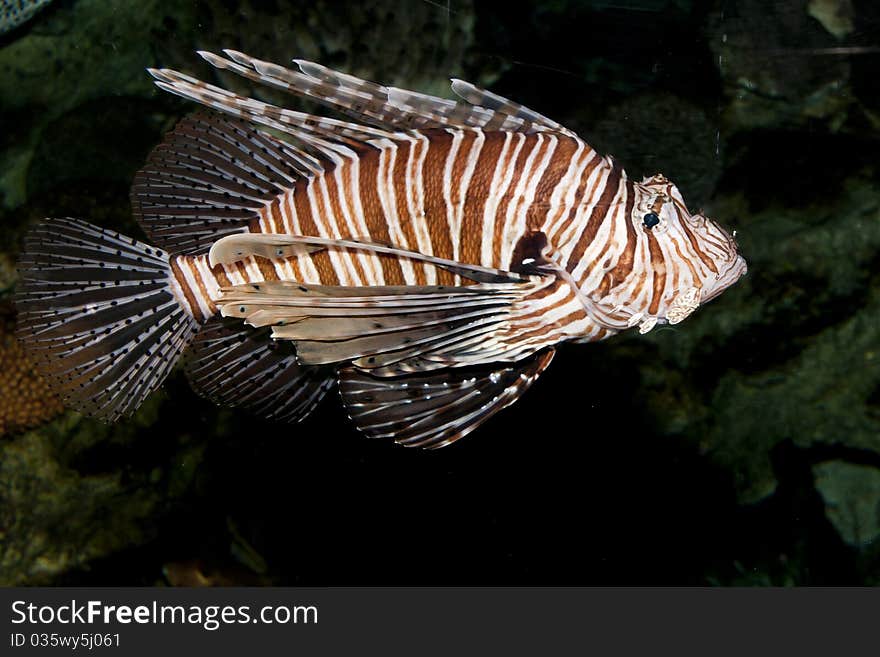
[
  {"left": 185, "top": 319, "right": 334, "bottom": 424},
  {"left": 339, "top": 349, "right": 555, "bottom": 448}
]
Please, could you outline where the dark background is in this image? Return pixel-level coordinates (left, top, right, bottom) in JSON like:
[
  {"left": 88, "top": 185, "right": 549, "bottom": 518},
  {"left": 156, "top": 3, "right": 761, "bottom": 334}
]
[{"left": 1, "top": 0, "right": 879, "bottom": 585}]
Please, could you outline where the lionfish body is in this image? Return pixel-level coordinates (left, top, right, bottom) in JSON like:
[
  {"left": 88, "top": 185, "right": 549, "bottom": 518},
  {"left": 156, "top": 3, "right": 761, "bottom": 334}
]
[{"left": 16, "top": 51, "right": 747, "bottom": 447}]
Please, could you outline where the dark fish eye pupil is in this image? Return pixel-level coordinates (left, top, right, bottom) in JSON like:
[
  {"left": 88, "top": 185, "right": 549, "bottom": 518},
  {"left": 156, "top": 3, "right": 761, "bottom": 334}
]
[{"left": 643, "top": 212, "right": 660, "bottom": 229}]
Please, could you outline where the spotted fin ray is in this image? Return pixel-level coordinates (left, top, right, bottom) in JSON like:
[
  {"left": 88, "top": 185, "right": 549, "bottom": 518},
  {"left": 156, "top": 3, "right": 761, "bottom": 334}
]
[
  {"left": 449, "top": 79, "right": 575, "bottom": 136},
  {"left": 150, "top": 50, "right": 573, "bottom": 137},
  {"left": 15, "top": 218, "right": 202, "bottom": 421},
  {"left": 148, "top": 66, "right": 396, "bottom": 150},
  {"left": 339, "top": 349, "right": 555, "bottom": 448}
]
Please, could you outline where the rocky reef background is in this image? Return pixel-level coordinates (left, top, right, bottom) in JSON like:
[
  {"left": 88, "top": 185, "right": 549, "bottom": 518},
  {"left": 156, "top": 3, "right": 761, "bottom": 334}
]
[{"left": 0, "top": 0, "right": 878, "bottom": 585}]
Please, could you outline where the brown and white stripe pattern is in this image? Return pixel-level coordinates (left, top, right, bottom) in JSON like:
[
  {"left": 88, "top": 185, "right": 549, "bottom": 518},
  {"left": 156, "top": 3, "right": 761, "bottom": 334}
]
[{"left": 152, "top": 53, "right": 745, "bottom": 366}]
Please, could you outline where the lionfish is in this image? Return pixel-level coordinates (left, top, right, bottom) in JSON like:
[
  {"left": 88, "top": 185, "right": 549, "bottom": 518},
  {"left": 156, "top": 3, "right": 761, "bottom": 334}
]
[{"left": 15, "top": 51, "right": 747, "bottom": 448}]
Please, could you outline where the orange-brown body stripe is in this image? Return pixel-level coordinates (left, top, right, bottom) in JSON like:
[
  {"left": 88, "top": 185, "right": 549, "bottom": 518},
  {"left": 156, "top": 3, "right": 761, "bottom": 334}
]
[
  {"left": 281, "top": 194, "right": 305, "bottom": 281},
  {"left": 647, "top": 231, "right": 666, "bottom": 316},
  {"left": 670, "top": 237, "right": 700, "bottom": 286},
  {"left": 507, "top": 283, "right": 566, "bottom": 328},
  {"left": 527, "top": 137, "right": 578, "bottom": 231},
  {"left": 322, "top": 169, "right": 370, "bottom": 284},
  {"left": 210, "top": 262, "right": 231, "bottom": 287},
  {"left": 459, "top": 132, "right": 506, "bottom": 266},
  {"left": 492, "top": 134, "right": 534, "bottom": 264},
  {"left": 187, "top": 257, "right": 215, "bottom": 312},
  {"left": 679, "top": 220, "right": 718, "bottom": 275},
  {"left": 356, "top": 148, "right": 407, "bottom": 285},
  {"left": 389, "top": 139, "right": 427, "bottom": 285},
  {"left": 556, "top": 154, "right": 602, "bottom": 244},
  {"left": 518, "top": 308, "right": 583, "bottom": 342},
  {"left": 566, "top": 163, "right": 623, "bottom": 272},
  {"left": 305, "top": 177, "right": 336, "bottom": 282},
  {"left": 267, "top": 198, "right": 284, "bottom": 233},
  {"left": 446, "top": 131, "right": 477, "bottom": 257},
  {"left": 254, "top": 256, "right": 280, "bottom": 281},
  {"left": 169, "top": 258, "right": 205, "bottom": 322},
  {"left": 420, "top": 132, "right": 456, "bottom": 285},
  {"left": 599, "top": 182, "right": 637, "bottom": 298},
  {"left": 234, "top": 261, "right": 250, "bottom": 281},
  {"left": 507, "top": 136, "right": 550, "bottom": 239},
  {"left": 291, "top": 180, "right": 340, "bottom": 285}
]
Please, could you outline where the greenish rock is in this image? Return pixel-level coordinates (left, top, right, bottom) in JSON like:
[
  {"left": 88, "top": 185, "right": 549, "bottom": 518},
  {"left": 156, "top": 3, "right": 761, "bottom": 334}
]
[
  {"left": 0, "top": 402, "right": 205, "bottom": 585},
  {"left": 0, "top": 0, "right": 188, "bottom": 116},
  {"left": 707, "top": 0, "right": 854, "bottom": 134},
  {"left": 0, "top": 0, "right": 479, "bottom": 210},
  {"left": 807, "top": 0, "right": 855, "bottom": 40},
  {"left": 813, "top": 461, "right": 880, "bottom": 547},
  {"left": 0, "top": 119, "right": 36, "bottom": 208},
  {"left": 186, "top": 0, "right": 478, "bottom": 101},
  {"left": 0, "top": 0, "right": 196, "bottom": 209},
  {"left": 590, "top": 92, "right": 722, "bottom": 205}
]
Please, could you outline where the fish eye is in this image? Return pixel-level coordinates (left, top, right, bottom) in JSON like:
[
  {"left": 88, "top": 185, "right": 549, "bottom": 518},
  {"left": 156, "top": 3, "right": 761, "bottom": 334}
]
[{"left": 643, "top": 212, "right": 660, "bottom": 229}]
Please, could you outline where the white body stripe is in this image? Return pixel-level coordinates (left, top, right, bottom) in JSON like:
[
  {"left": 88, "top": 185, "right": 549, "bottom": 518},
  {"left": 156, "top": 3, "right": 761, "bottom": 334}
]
[
  {"left": 402, "top": 132, "right": 435, "bottom": 284},
  {"left": 374, "top": 137, "right": 418, "bottom": 285},
  {"left": 306, "top": 177, "right": 357, "bottom": 285},
  {"left": 481, "top": 132, "right": 525, "bottom": 267},
  {"left": 501, "top": 133, "right": 557, "bottom": 268}
]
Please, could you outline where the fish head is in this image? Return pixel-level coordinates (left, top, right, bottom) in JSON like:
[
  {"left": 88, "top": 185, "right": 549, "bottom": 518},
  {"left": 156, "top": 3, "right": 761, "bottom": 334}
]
[{"left": 634, "top": 174, "right": 747, "bottom": 325}]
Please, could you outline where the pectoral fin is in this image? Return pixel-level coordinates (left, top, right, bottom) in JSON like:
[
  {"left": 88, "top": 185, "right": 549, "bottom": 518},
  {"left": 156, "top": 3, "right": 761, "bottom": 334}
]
[
  {"left": 209, "top": 233, "right": 531, "bottom": 284},
  {"left": 217, "top": 280, "right": 535, "bottom": 368}
]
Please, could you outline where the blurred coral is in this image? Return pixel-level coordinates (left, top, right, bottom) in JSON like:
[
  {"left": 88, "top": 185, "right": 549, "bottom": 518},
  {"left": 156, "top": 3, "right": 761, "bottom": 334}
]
[{"left": 0, "top": 309, "right": 63, "bottom": 436}]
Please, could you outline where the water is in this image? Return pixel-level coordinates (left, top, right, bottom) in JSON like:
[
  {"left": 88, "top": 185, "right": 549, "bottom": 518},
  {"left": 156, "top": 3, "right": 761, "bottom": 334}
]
[{"left": 0, "top": 0, "right": 877, "bottom": 585}]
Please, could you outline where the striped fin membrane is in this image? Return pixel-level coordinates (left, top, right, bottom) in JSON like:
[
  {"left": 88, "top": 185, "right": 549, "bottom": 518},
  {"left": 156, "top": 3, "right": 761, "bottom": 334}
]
[
  {"left": 339, "top": 348, "right": 555, "bottom": 448},
  {"left": 15, "top": 218, "right": 201, "bottom": 421}
]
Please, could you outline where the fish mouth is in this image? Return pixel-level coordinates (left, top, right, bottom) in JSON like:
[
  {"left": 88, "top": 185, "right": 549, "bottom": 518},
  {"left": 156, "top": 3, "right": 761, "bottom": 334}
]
[{"left": 702, "top": 254, "right": 747, "bottom": 303}]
